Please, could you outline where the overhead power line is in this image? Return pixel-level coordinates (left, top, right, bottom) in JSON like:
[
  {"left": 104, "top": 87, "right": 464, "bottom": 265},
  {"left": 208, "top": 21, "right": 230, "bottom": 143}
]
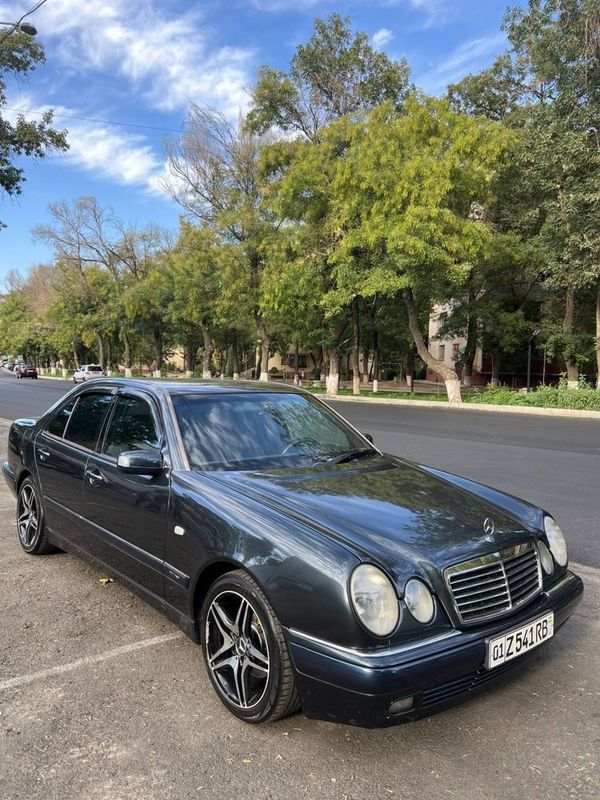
[{"left": 4, "top": 107, "right": 184, "bottom": 135}]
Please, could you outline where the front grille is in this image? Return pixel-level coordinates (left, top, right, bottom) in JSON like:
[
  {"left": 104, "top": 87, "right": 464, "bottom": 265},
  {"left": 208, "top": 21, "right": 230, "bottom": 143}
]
[{"left": 444, "top": 543, "right": 542, "bottom": 625}]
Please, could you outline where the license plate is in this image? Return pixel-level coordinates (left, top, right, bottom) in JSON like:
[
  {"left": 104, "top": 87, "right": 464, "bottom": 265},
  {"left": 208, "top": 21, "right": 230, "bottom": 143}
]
[{"left": 485, "top": 612, "right": 554, "bottom": 670}]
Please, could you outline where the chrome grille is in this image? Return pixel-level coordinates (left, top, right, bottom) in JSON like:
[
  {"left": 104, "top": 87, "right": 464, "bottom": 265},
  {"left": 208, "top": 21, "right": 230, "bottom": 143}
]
[{"left": 444, "top": 543, "right": 542, "bottom": 625}]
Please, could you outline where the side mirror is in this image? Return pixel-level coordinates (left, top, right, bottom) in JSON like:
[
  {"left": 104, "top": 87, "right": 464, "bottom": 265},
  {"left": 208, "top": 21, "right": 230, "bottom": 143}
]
[
  {"left": 117, "top": 450, "right": 163, "bottom": 476},
  {"left": 363, "top": 433, "right": 374, "bottom": 444}
]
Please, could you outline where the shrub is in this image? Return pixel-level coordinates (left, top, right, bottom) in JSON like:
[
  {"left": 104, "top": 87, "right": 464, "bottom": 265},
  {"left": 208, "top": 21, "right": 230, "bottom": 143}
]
[{"left": 470, "top": 383, "right": 600, "bottom": 411}]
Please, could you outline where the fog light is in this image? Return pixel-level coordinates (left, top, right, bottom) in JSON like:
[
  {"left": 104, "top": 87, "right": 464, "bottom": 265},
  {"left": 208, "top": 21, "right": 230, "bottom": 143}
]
[
  {"left": 388, "top": 696, "right": 414, "bottom": 715},
  {"left": 538, "top": 540, "right": 554, "bottom": 575}
]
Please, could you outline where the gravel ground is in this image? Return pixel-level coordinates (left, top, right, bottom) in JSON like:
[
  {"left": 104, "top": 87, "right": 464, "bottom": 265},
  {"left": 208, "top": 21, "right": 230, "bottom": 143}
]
[{"left": 0, "top": 418, "right": 599, "bottom": 800}]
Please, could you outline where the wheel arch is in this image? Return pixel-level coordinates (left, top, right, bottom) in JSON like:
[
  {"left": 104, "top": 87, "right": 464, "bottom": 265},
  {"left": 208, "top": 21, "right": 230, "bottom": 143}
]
[{"left": 192, "top": 559, "right": 247, "bottom": 628}]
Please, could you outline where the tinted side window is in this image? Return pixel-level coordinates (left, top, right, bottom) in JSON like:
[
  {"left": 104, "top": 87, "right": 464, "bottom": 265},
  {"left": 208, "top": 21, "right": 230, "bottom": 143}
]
[
  {"left": 102, "top": 396, "right": 160, "bottom": 458},
  {"left": 64, "top": 393, "right": 113, "bottom": 450},
  {"left": 46, "top": 401, "right": 75, "bottom": 437}
]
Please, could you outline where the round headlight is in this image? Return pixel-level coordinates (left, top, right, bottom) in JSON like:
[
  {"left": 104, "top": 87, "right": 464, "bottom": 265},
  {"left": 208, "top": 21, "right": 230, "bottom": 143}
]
[
  {"left": 404, "top": 578, "right": 435, "bottom": 624},
  {"left": 537, "top": 540, "right": 554, "bottom": 575},
  {"left": 544, "top": 516, "right": 568, "bottom": 567},
  {"left": 350, "top": 564, "right": 399, "bottom": 637}
]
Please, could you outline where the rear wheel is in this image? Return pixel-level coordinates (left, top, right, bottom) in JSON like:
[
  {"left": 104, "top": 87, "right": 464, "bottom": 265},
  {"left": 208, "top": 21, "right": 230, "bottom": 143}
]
[
  {"left": 201, "top": 570, "right": 299, "bottom": 723},
  {"left": 17, "top": 478, "right": 56, "bottom": 555}
]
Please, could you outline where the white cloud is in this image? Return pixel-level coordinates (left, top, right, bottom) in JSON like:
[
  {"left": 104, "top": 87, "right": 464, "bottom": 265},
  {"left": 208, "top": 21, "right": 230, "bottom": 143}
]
[
  {"left": 417, "top": 32, "right": 507, "bottom": 94},
  {"left": 248, "top": 0, "right": 451, "bottom": 27},
  {"left": 372, "top": 28, "right": 394, "bottom": 49},
  {"left": 0, "top": 1, "right": 254, "bottom": 118},
  {"left": 5, "top": 93, "right": 165, "bottom": 192}
]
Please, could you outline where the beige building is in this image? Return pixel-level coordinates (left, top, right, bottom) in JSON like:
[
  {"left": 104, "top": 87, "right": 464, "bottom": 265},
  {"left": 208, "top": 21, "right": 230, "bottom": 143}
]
[{"left": 427, "top": 303, "right": 482, "bottom": 380}]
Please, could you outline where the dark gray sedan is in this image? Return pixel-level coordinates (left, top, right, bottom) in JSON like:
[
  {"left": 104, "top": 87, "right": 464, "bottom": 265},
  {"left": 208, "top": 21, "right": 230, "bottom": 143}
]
[{"left": 3, "top": 380, "right": 583, "bottom": 727}]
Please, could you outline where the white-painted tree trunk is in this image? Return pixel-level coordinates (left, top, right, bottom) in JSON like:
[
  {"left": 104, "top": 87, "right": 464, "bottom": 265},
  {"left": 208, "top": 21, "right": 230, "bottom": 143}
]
[
  {"left": 61, "top": 368, "right": 68, "bottom": 379},
  {"left": 445, "top": 378, "right": 462, "bottom": 404},
  {"left": 124, "top": 368, "right": 132, "bottom": 378},
  {"left": 373, "top": 379, "right": 379, "bottom": 393},
  {"left": 202, "top": 369, "right": 211, "bottom": 379},
  {"left": 260, "top": 370, "right": 269, "bottom": 382},
  {"left": 50, "top": 366, "right": 56, "bottom": 376},
  {"left": 185, "top": 370, "right": 193, "bottom": 378},
  {"left": 153, "top": 369, "right": 161, "bottom": 378},
  {"left": 233, "top": 372, "right": 240, "bottom": 381},
  {"left": 327, "top": 371, "right": 339, "bottom": 397}
]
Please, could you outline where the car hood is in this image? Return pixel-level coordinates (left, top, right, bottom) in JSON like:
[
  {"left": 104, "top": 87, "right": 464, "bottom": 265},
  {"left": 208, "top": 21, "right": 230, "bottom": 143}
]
[{"left": 204, "top": 455, "right": 541, "bottom": 583}]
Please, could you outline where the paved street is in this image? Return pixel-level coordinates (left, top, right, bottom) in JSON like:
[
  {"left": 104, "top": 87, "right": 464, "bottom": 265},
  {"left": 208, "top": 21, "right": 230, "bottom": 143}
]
[
  {"left": 0, "top": 410, "right": 598, "bottom": 799},
  {"left": 1, "top": 370, "right": 598, "bottom": 567}
]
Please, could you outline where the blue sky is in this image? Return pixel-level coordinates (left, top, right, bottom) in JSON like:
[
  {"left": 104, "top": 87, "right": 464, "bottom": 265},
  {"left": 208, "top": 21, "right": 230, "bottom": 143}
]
[{"left": 0, "top": 0, "right": 515, "bottom": 279}]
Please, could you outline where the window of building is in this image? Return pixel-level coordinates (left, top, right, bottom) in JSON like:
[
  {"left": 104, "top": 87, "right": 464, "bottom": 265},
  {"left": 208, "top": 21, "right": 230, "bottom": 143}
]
[
  {"left": 438, "top": 344, "right": 446, "bottom": 361},
  {"left": 452, "top": 343, "right": 460, "bottom": 361}
]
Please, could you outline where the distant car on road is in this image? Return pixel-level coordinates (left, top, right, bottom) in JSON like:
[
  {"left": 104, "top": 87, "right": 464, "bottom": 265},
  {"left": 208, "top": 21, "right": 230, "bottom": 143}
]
[
  {"left": 73, "top": 364, "right": 106, "bottom": 383},
  {"left": 15, "top": 364, "right": 38, "bottom": 379}
]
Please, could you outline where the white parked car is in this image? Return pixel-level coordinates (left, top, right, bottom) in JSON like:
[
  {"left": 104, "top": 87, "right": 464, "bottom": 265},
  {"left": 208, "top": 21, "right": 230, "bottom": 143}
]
[{"left": 73, "top": 364, "right": 106, "bottom": 383}]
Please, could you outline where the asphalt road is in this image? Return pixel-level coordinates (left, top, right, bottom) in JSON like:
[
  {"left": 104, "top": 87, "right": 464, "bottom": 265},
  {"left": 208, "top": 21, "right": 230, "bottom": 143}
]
[
  {"left": 1, "top": 369, "right": 598, "bottom": 567},
  {"left": 0, "top": 413, "right": 598, "bottom": 800}
]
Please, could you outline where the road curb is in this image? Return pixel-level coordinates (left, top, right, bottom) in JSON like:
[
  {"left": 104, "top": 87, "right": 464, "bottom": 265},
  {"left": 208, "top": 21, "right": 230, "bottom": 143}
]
[{"left": 323, "top": 394, "right": 600, "bottom": 419}]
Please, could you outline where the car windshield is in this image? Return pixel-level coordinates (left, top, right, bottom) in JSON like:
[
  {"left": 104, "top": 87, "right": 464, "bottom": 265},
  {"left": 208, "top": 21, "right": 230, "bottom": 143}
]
[{"left": 172, "top": 391, "right": 375, "bottom": 471}]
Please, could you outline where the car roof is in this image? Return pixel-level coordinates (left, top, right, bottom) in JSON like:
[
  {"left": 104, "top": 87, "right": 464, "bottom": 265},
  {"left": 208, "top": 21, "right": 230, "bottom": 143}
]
[{"left": 84, "top": 378, "right": 305, "bottom": 398}]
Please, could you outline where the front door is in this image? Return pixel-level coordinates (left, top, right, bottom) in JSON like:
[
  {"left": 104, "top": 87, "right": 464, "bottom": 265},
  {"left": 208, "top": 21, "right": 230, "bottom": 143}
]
[{"left": 78, "top": 391, "right": 169, "bottom": 602}]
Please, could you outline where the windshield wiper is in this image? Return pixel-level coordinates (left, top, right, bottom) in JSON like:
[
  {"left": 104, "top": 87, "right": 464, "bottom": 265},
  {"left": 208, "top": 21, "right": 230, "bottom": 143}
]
[{"left": 323, "top": 448, "right": 377, "bottom": 465}]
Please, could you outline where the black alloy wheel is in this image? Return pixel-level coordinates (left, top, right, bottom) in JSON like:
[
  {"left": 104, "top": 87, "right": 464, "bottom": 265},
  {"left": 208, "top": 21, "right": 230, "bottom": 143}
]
[{"left": 201, "top": 570, "right": 299, "bottom": 723}]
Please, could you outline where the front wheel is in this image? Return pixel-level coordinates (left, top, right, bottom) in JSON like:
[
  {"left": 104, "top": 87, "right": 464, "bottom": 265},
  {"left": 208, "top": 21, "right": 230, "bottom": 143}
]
[
  {"left": 201, "top": 570, "right": 299, "bottom": 724},
  {"left": 17, "top": 478, "right": 56, "bottom": 555}
]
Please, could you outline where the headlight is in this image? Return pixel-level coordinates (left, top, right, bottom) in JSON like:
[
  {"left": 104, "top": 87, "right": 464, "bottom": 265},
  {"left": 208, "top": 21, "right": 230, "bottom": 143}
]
[
  {"left": 544, "top": 516, "right": 568, "bottom": 566},
  {"left": 350, "top": 564, "right": 399, "bottom": 636},
  {"left": 404, "top": 578, "right": 435, "bottom": 624},
  {"left": 537, "top": 540, "right": 554, "bottom": 575}
]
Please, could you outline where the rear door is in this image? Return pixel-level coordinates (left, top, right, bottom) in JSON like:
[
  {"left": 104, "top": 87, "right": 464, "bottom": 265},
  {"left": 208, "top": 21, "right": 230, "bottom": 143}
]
[
  {"left": 77, "top": 390, "right": 169, "bottom": 601},
  {"left": 35, "top": 390, "right": 115, "bottom": 547}
]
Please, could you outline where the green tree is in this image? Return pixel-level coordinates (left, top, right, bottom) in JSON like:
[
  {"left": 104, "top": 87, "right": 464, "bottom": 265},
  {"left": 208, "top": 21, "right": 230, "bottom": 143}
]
[
  {"left": 249, "top": 13, "right": 410, "bottom": 142},
  {"left": 323, "top": 96, "right": 513, "bottom": 402},
  {"left": 449, "top": 0, "right": 600, "bottom": 386},
  {"left": 0, "top": 31, "right": 67, "bottom": 226}
]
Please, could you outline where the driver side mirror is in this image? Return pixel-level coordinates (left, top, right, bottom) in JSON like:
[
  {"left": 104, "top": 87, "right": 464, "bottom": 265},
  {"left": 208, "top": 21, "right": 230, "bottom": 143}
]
[
  {"left": 117, "top": 450, "right": 163, "bottom": 476},
  {"left": 363, "top": 433, "right": 374, "bottom": 444}
]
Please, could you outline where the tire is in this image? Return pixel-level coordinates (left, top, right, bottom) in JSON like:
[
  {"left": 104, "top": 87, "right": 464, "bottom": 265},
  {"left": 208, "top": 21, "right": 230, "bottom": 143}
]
[
  {"left": 201, "top": 569, "right": 300, "bottom": 724},
  {"left": 16, "top": 477, "right": 57, "bottom": 555},
  {"left": 72, "top": 377, "right": 77, "bottom": 383}
]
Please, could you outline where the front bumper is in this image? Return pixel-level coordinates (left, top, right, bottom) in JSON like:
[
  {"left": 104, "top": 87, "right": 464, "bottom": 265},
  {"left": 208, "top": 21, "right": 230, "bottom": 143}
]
[
  {"left": 287, "top": 569, "right": 583, "bottom": 727},
  {"left": 2, "top": 461, "right": 17, "bottom": 496}
]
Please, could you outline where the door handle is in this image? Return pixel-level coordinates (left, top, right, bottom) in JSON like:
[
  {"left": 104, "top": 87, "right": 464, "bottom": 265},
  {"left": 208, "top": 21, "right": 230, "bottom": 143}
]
[
  {"left": 37, "top": 447, "right": 50, "bottom": 462},
  {"left": 84, "top": 466, "right": 107, "bottom": 487}
]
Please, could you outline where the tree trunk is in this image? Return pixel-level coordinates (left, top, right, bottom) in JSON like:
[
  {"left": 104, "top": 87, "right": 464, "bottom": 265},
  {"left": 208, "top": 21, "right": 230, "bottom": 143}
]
[
  {"left": 72, "top": 342, "right": 79, "bottom": 370},
  {"left": 201, "top": 320, "right": 214, "bottom": 379},
  {"left": 490, "top": 348, "right": 501, "bottom": 386},
  {"left": 327, "top": 348, "right": 340, "bottom": 397},
  {"left": 232, "top": 329, "right": 240, "bottom": 380},
  {"left": 596, "top": 284, "right": 600, "bottom": 389},
  {"left": 351, "top": 297, "right": 361, "bottom": 395},
  {"left": 562, "top": 287, "right": 579, "bottom": 388},
  {"left": 105, "top": 338, "right": 112, "bottom": 376},
  {"left": 372, "top": 328, "right": 379, "bottom": 393},
  {"left": 122, "top": 329, "right": 132, "bottom": 377},
  {"left": 293, "top": 341, "right": 299, "bottom": 385},
  {"left": 95, "top": 334, "right": 106, "bottom": 370},
  {"left": 402, "top": 288, "right": 462, "bottom": 403},
  {"left": 322, "top": 344, "right": 329, "bottom": 385},
  {"left": 153, "top": 326, "right": 163, "bottom": 377},
  {"left": 256, "top": 316, "right": 269, "bottom": 382},
  {"left": 462, "top": 305, "right": 478, "bottom": 388}
]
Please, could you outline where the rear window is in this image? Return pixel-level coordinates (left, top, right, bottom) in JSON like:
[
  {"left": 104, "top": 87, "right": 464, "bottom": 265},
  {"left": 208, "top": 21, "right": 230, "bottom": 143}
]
[
  {"left": 87, "top": 366, "right": 103, "bottom": 372},
  {"left": 63, "top": 393, "right": 113, "bottom": 449}
]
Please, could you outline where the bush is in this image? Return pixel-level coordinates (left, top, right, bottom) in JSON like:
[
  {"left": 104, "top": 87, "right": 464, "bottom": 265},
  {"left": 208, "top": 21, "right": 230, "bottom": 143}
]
[{"left": 470, "top": 382, "right": 600, "bottom": 411}]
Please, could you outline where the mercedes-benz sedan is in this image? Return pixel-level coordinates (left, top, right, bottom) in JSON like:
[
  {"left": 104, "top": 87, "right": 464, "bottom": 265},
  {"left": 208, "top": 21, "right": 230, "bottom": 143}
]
[{"left": 3, "top": 380, "right": 583, "bottom": 726}]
